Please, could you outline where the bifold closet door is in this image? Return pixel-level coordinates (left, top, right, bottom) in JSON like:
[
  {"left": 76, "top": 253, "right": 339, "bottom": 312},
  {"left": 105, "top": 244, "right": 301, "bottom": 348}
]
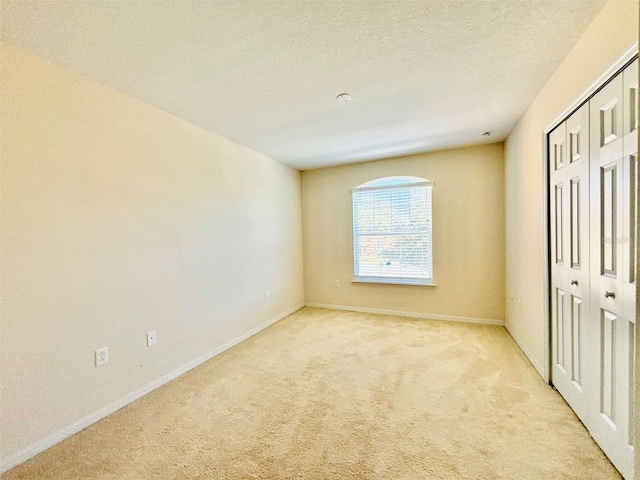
[
  {"left": 621, "top": 60, "right": 637, "bottom": 475},
  {"left": 549, "top": 102, "right": 591, "bottom": 423},
  {"left": 589, "top": 58, "right": 637, "bottom": 480}
]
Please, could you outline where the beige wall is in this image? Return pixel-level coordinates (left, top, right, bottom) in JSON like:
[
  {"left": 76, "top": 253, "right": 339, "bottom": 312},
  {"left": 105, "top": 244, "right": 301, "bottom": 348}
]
[
  {"left": 0, "top": 42, "right": 304, "bottom": 467},
  {"left": 504, "top": 0, "right": 638, "bottom": 377},
  {"left": 301, "top": 144, "right": 505, "bottom": 322}
]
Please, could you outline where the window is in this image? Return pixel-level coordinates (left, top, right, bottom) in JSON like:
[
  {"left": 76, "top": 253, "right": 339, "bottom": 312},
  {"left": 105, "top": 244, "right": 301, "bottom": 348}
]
[{"left": 352, "top": 176, "right": 433, "bottom": 285}]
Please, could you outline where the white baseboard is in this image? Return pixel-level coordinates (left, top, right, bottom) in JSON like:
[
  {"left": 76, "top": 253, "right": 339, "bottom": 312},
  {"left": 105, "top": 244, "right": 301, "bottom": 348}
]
[
  {"left": 504, "top": 323, "right": 545, "bottom": 379},
  {"left": 304, "top": 302, "right": 504, "bottom": 326},
  {"left": 0, "top": 304, "right": 304, "bottom": 475},
  {"left": 306, "top": 303, "right": 549, "bottom": 381}
]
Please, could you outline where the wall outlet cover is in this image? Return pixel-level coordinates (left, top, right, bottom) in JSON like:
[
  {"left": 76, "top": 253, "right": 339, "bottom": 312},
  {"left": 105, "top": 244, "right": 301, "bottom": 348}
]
[
  {"left": 95, "top": 347, "right": 108, "bottom": 367},
  {"left": 147, "top": 331, "right": 157, "bottom": 346}
]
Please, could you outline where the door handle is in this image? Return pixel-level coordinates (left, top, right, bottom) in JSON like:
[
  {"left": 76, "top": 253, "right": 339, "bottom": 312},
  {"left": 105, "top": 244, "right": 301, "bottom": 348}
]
[
  {"left": 570, "top": 279, "right": 578, "bottom": 286},
  {"left": 604, "top": 291, "right": 616, "bottom": 299}
]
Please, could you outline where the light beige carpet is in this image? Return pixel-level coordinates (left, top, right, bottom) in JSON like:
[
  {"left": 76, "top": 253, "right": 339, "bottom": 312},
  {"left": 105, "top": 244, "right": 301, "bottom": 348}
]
[{"left": 2, "top": 307, "right": 622, "bottom": 479}]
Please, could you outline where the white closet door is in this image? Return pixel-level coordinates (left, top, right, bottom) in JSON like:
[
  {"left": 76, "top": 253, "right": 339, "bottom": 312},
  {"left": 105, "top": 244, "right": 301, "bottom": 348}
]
[
  {"left": 589, "top": 64, "right": 635, "bottom": 480},
  {"left": 550, "top": 122, "right": 568, "bottom": 391},
  {"left": 621, "top": 58, "right": 637, "bottom": 473},
  {"left": 550, "top": 103, "right": 591, "bottom": 422}
]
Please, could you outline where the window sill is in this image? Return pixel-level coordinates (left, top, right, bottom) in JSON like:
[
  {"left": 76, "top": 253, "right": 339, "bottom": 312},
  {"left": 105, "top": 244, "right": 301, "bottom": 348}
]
[{"left": 352, "top": 277, "right": 436, "bottom": 287}]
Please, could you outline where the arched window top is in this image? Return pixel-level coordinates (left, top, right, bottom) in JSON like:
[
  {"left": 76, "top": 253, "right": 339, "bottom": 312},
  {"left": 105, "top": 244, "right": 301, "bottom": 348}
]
[{"left": 355, "top": 176, "right": 432, "bottom": 190}]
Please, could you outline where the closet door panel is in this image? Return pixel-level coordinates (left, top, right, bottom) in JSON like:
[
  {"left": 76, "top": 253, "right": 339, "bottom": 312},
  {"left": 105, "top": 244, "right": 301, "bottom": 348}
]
[
  {"left": 621, "top": 58, "right": 638, "bottom": 460},
  {"left": 622, "top": 59, "right": 638, "bottom": 327},
  {"left": 590, "top": 71, "right": 634, "bottom": 480},
  {"left": 566, "top": 104, "right": 591, "bottom": 400},
  {"left": 550, "top": 123, "right": 569, "bottom": 378},
  {"left": 550, "top": 104, "right": 590, "bottom": 421}
]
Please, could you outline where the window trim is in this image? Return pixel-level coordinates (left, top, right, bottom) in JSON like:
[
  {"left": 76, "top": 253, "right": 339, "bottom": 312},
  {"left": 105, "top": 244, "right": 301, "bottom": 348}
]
[
  {"left": 352, "top": 277, "right": 436, "bottom": 287},
  {"left": 351, "top": 176, "right": 434, "bottom": 286}
]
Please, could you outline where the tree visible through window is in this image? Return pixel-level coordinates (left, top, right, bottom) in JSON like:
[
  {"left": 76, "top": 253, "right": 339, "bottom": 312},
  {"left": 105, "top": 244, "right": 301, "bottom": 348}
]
[{"left": 352, "top": 176, "right": 433, "bottom": 285}]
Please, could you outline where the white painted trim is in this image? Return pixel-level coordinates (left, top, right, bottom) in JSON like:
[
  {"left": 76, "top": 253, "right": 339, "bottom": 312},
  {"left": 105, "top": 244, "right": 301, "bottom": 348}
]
[
  {"left": 505, "top": 323, "right": 545, "bottom": 378},
  {"left": 543, "top": 42, "right": 638, "bottom": 134},
  {"left": 541, "top": 125, "right": 551, "bottom": 383},
  {"left": 351, "top": 278, "right": 436, "bottom": 287},
  {"left": 304, "top": 302, "right": 504, "bottom": 326},
  {"left": 0, "top": 304, "right": 304, "bottom": 475}
]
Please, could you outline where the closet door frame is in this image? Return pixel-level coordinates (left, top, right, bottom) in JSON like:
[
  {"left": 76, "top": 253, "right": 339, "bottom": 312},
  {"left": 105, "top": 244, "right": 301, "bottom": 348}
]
[
  {"left": 542, "top": 44, "right": 638, "bottom": 477},
  {"left": 543, "top": 44, "right": 638, "bottom": 383}
]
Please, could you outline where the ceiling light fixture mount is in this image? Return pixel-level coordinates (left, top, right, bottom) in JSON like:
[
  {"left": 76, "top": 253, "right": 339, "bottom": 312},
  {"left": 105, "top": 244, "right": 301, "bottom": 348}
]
[{"left": 336, "top": 93, "right": 352, "bottom": 103}]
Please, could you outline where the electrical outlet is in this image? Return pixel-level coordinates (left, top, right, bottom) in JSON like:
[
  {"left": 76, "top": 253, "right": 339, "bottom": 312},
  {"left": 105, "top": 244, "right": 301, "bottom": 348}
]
[
  {"left": 335, "top": 280, "right": 341, "bottom": 287},
  {"left": 95, "top": 347, "right": 108, "bottom": 367},
  {"left": 265, "top": 290, "right": 271, "bottom": 301},
  {"left": 147, "top": 331, "right": 157, "bottom": 346}
]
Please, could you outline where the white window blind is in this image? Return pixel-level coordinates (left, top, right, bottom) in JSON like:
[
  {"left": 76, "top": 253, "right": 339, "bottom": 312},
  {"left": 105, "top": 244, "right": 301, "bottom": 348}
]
[{"left": 352, "top": 177, "right": 433, "bottom": 285}]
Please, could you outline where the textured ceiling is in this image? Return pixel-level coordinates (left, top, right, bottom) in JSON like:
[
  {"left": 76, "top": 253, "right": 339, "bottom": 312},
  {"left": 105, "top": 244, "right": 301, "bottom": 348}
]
[{"left": 1, "top": 0, "right": 607, "bottom": 170}]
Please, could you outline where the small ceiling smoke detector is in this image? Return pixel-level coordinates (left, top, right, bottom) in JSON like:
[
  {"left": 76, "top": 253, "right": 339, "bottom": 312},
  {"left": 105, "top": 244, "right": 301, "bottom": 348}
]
[
  {"left": 482, "top": 131, "right": 494, "bottom": 137},
  {"left": 336, "top": 93, "right": 352, "bottom": 103}
]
